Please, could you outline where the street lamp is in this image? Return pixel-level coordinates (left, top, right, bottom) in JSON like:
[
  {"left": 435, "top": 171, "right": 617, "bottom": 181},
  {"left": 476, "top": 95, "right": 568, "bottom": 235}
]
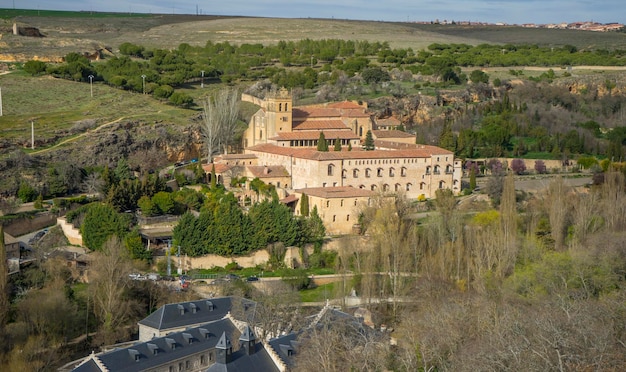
[
  {"left": 201, "top": 70, "right": 205, "bottom": 88},
  {"left": 88, "top": 75, "right": 94, "bottom": 98},
  {"left": 141, "top": 74, "right": 146, "bottom": 95}
]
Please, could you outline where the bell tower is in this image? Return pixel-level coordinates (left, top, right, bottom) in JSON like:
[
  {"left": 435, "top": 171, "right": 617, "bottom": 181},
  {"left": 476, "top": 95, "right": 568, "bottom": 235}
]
[{"left": 265, "top": 87, "right": 293, "bottom": 137}]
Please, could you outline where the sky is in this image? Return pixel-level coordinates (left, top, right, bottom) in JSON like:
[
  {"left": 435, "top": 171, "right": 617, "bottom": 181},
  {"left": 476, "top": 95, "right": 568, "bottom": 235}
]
[{"left": 9, "top": 1, "right": 626, "bottom": 25}]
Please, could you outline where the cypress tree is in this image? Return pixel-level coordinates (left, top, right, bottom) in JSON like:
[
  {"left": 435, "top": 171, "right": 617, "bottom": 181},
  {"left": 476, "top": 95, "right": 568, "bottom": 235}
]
[
  {"left": 333, "top": 138, "right": 342, "bottom": 151},
  {"left": 317, "top": 132, "right": 329, "bottom": 152},
  {"left": 210, "top": 164, "right": 217, "bottom": 188},
  {"left": 363, "top": 130, "right": 375, "bottom": 151},
  {"left": 300, "top": 193, "right": 310, "bottom": 217}
]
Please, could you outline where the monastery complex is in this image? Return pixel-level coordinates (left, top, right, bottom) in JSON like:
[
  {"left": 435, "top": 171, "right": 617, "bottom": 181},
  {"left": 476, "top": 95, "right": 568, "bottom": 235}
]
[{"left": 205, "top": 88, "right": 462, "bottom": 235}]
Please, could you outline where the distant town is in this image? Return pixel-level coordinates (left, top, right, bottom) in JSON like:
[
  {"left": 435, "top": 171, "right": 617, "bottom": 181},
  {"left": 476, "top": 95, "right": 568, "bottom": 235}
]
[{"left": 417, "top": 19, "right": 624, "bottom": 32}]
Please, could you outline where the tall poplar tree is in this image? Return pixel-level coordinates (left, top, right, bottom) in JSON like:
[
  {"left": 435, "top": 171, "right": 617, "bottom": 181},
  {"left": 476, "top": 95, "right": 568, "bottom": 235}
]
[{"left": 317, "top": 132, "right": 329, "bottom": 152}]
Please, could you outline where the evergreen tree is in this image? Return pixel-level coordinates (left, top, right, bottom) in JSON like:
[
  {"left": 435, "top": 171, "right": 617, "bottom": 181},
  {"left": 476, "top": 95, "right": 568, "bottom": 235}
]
[
  {"left": 210, "top": 164, "right": 217, "bottom": 188},
  {"left": 81, "top": 203, "right": 129, "bottom": 251},
  {"left": 363, "top": 130, "right": 375, "bottom": 151},
  {"left": 115, "top": 157, "right": 132, "bottom": 181},
  {"left": 469, "top": 167, "right": 477, "bottom": 191},
  {"left": 334, "top": 139, "right": 342, "bottom": 151},
  {"left": 300, "top": 193, "right": 310, "bottom": 217},
  {"left": 317, "top": 132, "right": 329, "bottom": 152},
  {"left": 438, "top": 122, "right": 457, "bottom": 151},
  {"left": 308, "top": 206, "right": 326, "bottom": 243},
  {"left": 125, "top": 228, "right": 151, "bottom": 260},
  {"left": 348, "top": 142, "right": 353, "bottom": 151}
]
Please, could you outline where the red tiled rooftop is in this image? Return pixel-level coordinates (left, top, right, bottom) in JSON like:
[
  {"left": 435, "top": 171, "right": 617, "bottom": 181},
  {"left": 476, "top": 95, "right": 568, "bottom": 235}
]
[
  {"left": 271, "top": 130, "right": 359, "bottom": 141},
  {"left": 202, "top": 163, "right": 233, "bottom": 173},
  {"left": 246, "top": 143, "right": 453, "bottom": 160},
  {"left": 246, "top": 165, "right": 290, "bottom": 178},
  {"left": 293, "top": 119, "right": 351, "bottom": 131},
  {"left": 372, "top": 130, "right": 415, "bottom": 139},
  {"left": 295, "top": 186, "right": 376, "bottom": 199}
]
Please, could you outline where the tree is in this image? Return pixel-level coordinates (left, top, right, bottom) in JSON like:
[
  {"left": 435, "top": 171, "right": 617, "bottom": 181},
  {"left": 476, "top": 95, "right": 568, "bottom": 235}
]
[
  {"left": 89, "top": 236, "right": 139, "bottom": 344},
  {"left": 137, "top": 195, "right": 158, "bottom": 216},
  {"left": 333, "top": 138, "right": 342, "bottom": 151},
  {"left": 510, "top": 158, "right": 526, "bottom": 174},
  {"left": 363, "top": 130, "right": 375, "bottom": 151},
  {"left": 23, "top": 60, "right": 47, "bottom": 75},
  {"left": 300, "top": 193, "right": 310, "bottom": 217},
  {"left": 81, "top": 203, "right": 129, "bottom": 251},
  {"left": 169, "top": 92, "right": 193, "bottom": 107},
  {"left": 469, "top": 69, "right": 489, "bottom": 84},
  {"left": 361, "top": 66, "right": 391, "bottom": 84},
  {"left": 152, "top": 191, "right": 174, "bottom": 214},
  {"left": 125, "top": 228, "right": 151, "bottom": 260},
  {"left": 17, "top": 181, "right": 37, "bottom": 202},
  {"left": 534, "top": 160, "right": 547, "bottom": 174},
  {"left": 469, "top": 166, "right": 477, "bottom": 191},
  {"left": 201, "top": 88, "right": 241, "bottom": 163},
  {"left": 317, "top": 132, "right": 329, "bottom": 151}
]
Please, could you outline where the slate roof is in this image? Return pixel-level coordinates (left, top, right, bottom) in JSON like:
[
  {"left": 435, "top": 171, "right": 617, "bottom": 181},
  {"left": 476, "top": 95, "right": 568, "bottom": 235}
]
[
  {"left": 205, "top": 342, "right": 279, "bottom": 372},
  {"left": 267, "top": 333, "right": 299, "bottom": 369},
  {"left": 73, "top": 318, "right": 238, "bottom": 372},
  {"left": 138, "top": 297, "right": 254, "bottom": 331}
]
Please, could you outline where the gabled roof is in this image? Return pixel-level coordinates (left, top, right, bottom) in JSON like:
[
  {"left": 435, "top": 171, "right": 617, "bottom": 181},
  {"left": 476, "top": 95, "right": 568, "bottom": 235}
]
[
  {"left": 138, "top": 297, "right": 236, "bottom": 331},
  {"left": 279, "top": 194, "right": 299, "bottom": 204},
  {"left": 372, "top": 130, "right": 415, "bottom": 139},
  {"left": 216, "top": 332, "right": 232, "bottom": 350},
  {"left": 246, "top": 143, "right": 453, "bottom": 160},
  {"left": 202, "top": 163, "right": 234, "bottom": 174},
  {"left": 246, "top": 165, "right": 290, "bottom": 178},
  {"left": 206, "top": 343, "right": 279, "bottom": 372},
  {"left": 295, "top": 186, "right": 376, "bottom": 199},
  {"left": 73, "top": 318, "right": 239, "bottom": 372},
  {"left": 376, "top": 116, "right": 402, "bottom": 126},
  {"left": 268, "top": 333, "right": 299, "bottom": 369},
  {"left": 292, "top": 119, "right": 351, "bottom": 131},
  {"left": 271, "top": 130, "right": 358, "bottom": 141}
]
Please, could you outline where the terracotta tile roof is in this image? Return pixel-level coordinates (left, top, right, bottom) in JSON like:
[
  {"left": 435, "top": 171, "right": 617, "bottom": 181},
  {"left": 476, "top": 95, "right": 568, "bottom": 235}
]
[
  {"left": 372, "top": 130, "right": 415, "bottom": 139},
  {"left": 326, "top": 101, "right": 366, "bottom": 109},
  {"left": 340, "top": 108, "right": 371, "bottom": 117},
  {"left": 271, "top": 130, "right": 358, "bottom": 141},
  {"left": 376, "top": 116, "right": 402, "bottom": 126},
  {"left": 247, "top": 165, "right": 290, "bottom": 178},
  {"left": 295, "top": 186, "right": 376, "bottom": 198},
  {"left": 246, "top": 143, "right": 452, "bottom": 160},
  {"left": 218, "top": 154, "right": 258, "bottom": 160},
  {"left": 293, "top": 107, "right": 342, "bottom": 119},
  {"left": 293, "top": 119, "right": 351, "bottom": 131},
  {"left": 202, "top": 163, "right": 233, "bottom": 173},
  {"left": 280, "top": 194, "right": 299, "bottom": 204}
]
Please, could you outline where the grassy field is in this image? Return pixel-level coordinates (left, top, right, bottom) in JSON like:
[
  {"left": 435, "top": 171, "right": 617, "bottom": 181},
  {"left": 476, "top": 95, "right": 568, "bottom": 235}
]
[{"left": 0, "top": 71, "right": 195, "bottom": 143}]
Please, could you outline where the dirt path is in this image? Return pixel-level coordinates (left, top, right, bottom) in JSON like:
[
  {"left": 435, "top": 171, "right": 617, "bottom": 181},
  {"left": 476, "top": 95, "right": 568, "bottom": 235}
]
[{"left": 31, "top": 116, "right": 128, "bottom": 155}]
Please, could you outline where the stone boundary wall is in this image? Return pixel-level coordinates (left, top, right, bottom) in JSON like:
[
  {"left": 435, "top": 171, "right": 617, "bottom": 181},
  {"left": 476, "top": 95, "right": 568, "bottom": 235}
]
[
  {"left": 57, "top": 216, "right": 83, "bottom": 246},
  {"left": 241, "top": 93, "right": 264, "bottom": 107}
]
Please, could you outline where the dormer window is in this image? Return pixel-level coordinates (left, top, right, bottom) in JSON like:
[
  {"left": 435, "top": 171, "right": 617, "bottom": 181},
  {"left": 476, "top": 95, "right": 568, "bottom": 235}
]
[
  {"left": 206, "top": 301, "right": 214, "bottom": 311},
  {"left": 183, "top": 333, "right": 193, "bottom": 344},
  {"left": 166, "top": 338, "right": 176, "bottom": 350},
  {"left": 147, "top": 343, "right": 159, "bottom": 355},
  {"left": 190, "top": 303, "right": 197, "bottom": 314},
  {"left": 129, "top": 349, "right": 140, "bottom": 361},
  {"left": 177, "top": 304, "right": 185, "bottom": 315},
  {"left": 199, "top": 328, "right": 210, "bottom": 339}
]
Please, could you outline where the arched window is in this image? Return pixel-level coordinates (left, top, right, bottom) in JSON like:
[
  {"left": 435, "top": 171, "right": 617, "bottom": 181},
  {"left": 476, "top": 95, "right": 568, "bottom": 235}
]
[
  {"left": 377, "top": 168, "right": 383, "bottom": 177},
  {"left": 340, "top": 199, "right": 344, "bottom": 207},
  {"left": 359, "top": 185, "right": 366, "bottom": 189},
  {"left": 446, "top": 164, "right": 453, "bottom": 174},
  {"left": 426, "top": 166, "right": 431, "bottom": 175},
  {"left": 371, "top": 184, "right": 377, "bottom": 191},
  {"left": 342, "top": 169, "right": 347, "bottom": 179},
  {"left": 285, "top": 103, "right": 288, "bottom": 111},
  {"left": 389, "top": 167, "right": 395, "bottom": 177},
  {"left": 401, "top": 167, "right": 407, "bottom": 177},
  {"left": 383, "top": 184, "right": 390, "bottom": 192},
  {"left": 395, "top": 183, "right": 401, "bottom": 191},
  {"left": 434, "top": 165, "right": 441, "bottom": 175},
  {"left": 353, "top": 169, "right": 359, "bottom": 178},
  {"left": 439, "top": 180, "right": 445, "bottom": 189},
  {"left": 420, "top": 182, "right": 426, "bottom": 190},
  {"left": 279, "top": 103, "right": 282, "bottom": 111},
  {"left": 327, "top": 164, "right": 335, "bottom": 176},
  {"left": 365, "top": 168, "right": 371, "bottom": 178},
  {"left": 406, "top": 183, "right": 412, "bottom": 191}
]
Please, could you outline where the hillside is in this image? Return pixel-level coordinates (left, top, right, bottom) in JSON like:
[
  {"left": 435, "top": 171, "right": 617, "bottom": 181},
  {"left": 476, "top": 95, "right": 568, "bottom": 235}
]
[{"left": 2, "top": 14, "right": 625, "bottom": 62}]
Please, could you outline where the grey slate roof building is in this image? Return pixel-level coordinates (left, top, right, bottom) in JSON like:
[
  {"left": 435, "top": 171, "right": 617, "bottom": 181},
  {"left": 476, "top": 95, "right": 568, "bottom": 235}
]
[
  {"left": 138, "top": 297, "right": 255, "bottom": 342},
  {"left": 207, "top": 327, "right": 279, "bottom": 372}
]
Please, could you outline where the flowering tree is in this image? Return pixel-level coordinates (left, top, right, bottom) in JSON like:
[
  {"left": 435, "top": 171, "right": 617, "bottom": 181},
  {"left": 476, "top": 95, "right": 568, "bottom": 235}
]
[
  {"left": 510, "top": 158, "right": 527, "bottom": 175},
  {"left": 534, "top": 160, "right": 547, "bottom": 174}
]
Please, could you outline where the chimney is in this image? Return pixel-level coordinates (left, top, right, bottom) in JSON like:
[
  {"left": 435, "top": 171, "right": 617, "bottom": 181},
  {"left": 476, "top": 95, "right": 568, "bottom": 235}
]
[{"left": 263, "top": 166, "right": 269, "bottom": 175}]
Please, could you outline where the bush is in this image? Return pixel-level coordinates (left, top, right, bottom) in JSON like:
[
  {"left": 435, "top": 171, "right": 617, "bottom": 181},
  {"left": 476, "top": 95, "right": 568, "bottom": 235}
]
[{"left": 510, "top": 158, "right": 527, "bottom": 175}]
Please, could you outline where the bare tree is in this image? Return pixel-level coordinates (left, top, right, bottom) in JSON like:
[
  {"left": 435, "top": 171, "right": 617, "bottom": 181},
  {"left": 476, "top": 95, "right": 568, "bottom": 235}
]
[
  {"left": 201, "top": 88, "right": 241, "bottom": 163},
  {"left": 89, "top": 236, "right": 139, "bottom": 345}
]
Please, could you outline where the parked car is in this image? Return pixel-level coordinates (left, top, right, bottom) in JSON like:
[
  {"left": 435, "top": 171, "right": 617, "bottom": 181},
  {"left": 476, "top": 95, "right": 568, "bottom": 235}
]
[
  {"left": 225, "top": 273, "right": 240, "bottom": 282},
  {"left": 246, "top": 276, "right": 259, "bottom": 282}
]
